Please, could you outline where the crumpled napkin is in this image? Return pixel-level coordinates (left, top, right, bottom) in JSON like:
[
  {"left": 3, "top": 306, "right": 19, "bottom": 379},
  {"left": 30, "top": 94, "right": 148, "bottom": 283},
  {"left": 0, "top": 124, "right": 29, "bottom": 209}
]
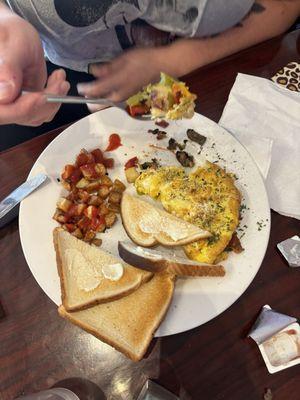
[{"left": 219, "top": 73, "right": 300, "bottom": 220}]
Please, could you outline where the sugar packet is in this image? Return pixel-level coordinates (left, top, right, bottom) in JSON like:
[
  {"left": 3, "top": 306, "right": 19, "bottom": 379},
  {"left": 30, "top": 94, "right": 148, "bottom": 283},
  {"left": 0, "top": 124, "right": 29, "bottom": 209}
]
[{"left": 277, "top": 235, "right": 300, "bottom": 268}]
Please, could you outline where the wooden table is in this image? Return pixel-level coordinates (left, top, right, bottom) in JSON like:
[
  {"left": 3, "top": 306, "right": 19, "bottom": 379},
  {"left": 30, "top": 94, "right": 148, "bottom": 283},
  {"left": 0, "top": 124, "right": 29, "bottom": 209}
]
[{"left": 1, "top": 30, "right": 300, "bottom": 400}]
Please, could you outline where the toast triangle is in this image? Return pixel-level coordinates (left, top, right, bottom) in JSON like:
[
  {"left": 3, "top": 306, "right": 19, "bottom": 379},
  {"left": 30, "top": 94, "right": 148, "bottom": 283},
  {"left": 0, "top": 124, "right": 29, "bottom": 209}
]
[
  {"left": 121, "top": 192, "right": 211, "bottom": 247},
  {"left": 53, "top": 228, "right": 153, "bottom": 311},
  {"left": 58, "top": 272, "right": 175, "bottom": 361}
]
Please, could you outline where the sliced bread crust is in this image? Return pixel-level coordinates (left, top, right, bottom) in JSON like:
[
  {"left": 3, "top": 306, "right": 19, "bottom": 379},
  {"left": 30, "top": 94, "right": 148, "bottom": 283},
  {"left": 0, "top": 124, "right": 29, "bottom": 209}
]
[
  {"left": 118, "top": 241, "right": 225, "bottom": 277},
  {"left": 58, "top": 272, "right": 175, "bottom": 361},
  {"left": 53, "top": 228, "right": 153, "bottom": 311},
  {"left": 121, "top": 192, "right": 211, "bottom": 247}
]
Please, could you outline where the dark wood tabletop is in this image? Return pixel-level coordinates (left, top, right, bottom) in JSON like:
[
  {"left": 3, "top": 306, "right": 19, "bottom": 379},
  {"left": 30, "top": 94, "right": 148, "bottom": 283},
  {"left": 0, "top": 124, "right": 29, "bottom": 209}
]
[{"left": 1, "top": 30, "right": 300, "bottom": 400}]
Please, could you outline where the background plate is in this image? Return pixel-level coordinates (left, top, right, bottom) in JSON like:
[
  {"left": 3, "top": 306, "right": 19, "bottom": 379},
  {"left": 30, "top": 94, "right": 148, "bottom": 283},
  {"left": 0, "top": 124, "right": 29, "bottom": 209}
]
[{"left": 19, "top": 107, "right": 270, "bottom": 337}]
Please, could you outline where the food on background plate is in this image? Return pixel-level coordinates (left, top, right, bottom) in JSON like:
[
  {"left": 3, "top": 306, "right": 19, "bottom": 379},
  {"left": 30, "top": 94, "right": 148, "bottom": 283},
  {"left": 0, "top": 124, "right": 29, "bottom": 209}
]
[
  {"left": 126, "top": 72, "right": 196, "bottom": 120},
  {"left": 53, "top": 147, "right": 126, "bottom": 245},
  {"left": 118, "top": 241, "right": 225, "bottom": 277},
  {"left": 54, "top": 228, "right": 152, "bottom": 311},
  {"left": 58, "top": 271, "right": 175, "bottom": 362},
  {"left": 135, "top": 161, "right": 241, "bottom": 264},
  {"left": 121, "top": 192, "right": 211, "bottom": 247}
]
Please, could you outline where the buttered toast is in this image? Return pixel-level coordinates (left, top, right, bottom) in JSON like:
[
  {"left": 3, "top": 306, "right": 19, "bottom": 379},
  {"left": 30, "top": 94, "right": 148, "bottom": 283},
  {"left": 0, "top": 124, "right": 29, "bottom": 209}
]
[
  {"left": 53, "top": 228, "right": 153, "bottom": 311},
  {"left": 58, "top": 272, "right": 175, "bottom": 361},
  {"left": 121, "top": 192, "right": 211, "bottom": 247}
]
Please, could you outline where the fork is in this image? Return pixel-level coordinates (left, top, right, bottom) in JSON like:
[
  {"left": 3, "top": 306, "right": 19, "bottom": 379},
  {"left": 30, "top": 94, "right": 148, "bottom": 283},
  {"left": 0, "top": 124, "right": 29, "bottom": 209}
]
[{"left": 45, "top": 94, "right": 152, "bottom": 120}]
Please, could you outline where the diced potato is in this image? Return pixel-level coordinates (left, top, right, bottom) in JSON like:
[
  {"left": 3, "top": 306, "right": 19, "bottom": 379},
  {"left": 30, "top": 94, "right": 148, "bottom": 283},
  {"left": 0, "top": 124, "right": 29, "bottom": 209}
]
[
  {"left": 80, "top": 164, "right": 97, "bottom": 180},
  {"left": 98, "top": 185, "right": 110, "bottom": 199},
  {"left": 112, "top": 179, "right": 126, "bottom": 193},
  {"left": 77, "top": 216, "right": 90, "bottom": 232},
  {"left": 84, "top": 205, "right": 98, "bottom": 219},
  {"left": 104, "top": 212, "right": 117, "bottom": 228},
  {"left": 101, "top": 175, "right": 113, "bottom": 187},
  {"left": 86, "top": 181, "right": 101, "bottom": 193},
  {"left": 84, "top": 230, "right": 96, "bottom": 242},
  {"left": 88, "top": 195, "right": 102, "bottom": 206},
  {"left": 76, "top": 203, "right": 87, "bottom": 216},
  {"left": 108, "top": 191, "right": 122, "bottom": 204},
  {"left": 77, "top": 190, "right": 90, "bottom": 203},
  {"left": 94, "top": 221, "right": 106, "bottom": 233},
  {"left": 61, "top": 179, "right": 71, "bottom": 191},
  {"left": 98, "top": 203, "right": 110, "bottom": 216},
  {"left": 95, "top": 163, "right": 106, "bottom": 176},
  {"left": 53, "top": 210, "right": 64, "bottom": 223},
  {"left": 92, "top": 238, "right": 102, "bottom": 247},
  {"left": 125, "top": 167, "right": 140, "bottom": 183},
  {"left": 107, "top": 203, "right": 120, "bottom": 213},
  {"left": 54, "top": 212, "right": 69, "bottom": 224},
  {"left": 56, "top": 197, "right": 72, "bottom": 213},
  {"left": 76, "top": 177, "right": 90, "bottom": 189},
  {"left": 71, "top": 228, "right": 83, "bottom": 239}
]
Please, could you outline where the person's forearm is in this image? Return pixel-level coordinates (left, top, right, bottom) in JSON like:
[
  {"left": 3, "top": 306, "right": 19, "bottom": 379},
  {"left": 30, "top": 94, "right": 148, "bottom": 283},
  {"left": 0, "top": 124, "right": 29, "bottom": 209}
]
[{"left": 158, "top": 0, "right": 300, "bottom": 77}]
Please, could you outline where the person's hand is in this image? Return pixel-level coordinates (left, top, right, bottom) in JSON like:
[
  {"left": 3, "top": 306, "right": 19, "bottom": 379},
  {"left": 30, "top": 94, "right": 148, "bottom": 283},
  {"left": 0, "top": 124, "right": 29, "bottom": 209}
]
[
  {"left": 77, "top": 47, "right": 163, "bottom": 105},
  {"left": 0, "top": 10, "right": 69, "bottom": 126}
]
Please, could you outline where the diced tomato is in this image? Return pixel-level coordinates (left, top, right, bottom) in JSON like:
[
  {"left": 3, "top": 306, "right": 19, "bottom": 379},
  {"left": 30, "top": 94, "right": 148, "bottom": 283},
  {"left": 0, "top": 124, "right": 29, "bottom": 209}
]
[
  {"left": 127, "top": 104, "right": 149, "bottom": 117},
  {"left": 105, "top": 133, "right": 122, "bottom": 152},
  {"left": 66, "top": 204, "right": 86, "bottom": 218},
  {"left": 66, "top": 189, "right": 79, "bottom": 202},
  {"left": 69, "top": 168, "right": 82, "bottom": 184},
  {"left": 80, "top": 163, "right": 98, "bottom": 180},
  {"left": 67, "top": 204, "right": 79, "bottom": 217},
  {"left": 65, "top": 223, "right": 76, "bottom": 233},
  {"left": 76, "top": 152, "right": 89, "bottom": 167},
  {"left": 90, "top": 216, "right": 106, "bottom": 232},
  {"left": 77, "top": 216, "right": 91, "bottom": 233},
  {"left": 76, "top": 150, "right": 95, "bottom": 166},
  {"left": 124, "top": 156, "right": 138, "bottom": 170},
  {"left": 84, "top": 205, "right": 98, "bottom": 219},
  {"left": 61, "top": 164, "right": 75, "bottom": 180},
  {"left": 91, "top": 148, "right": 104, "bottom": 163},
  {"left": 173, "top": 90, "right": 182, "bottom": 104},
  {"left": 103, "top": 158, "right": 114, "bottom": 168}
]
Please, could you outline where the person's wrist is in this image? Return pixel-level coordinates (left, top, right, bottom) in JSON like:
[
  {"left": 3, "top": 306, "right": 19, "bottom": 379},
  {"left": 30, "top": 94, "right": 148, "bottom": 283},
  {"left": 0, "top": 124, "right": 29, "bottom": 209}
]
[{"left": 153, "top": 43, "right": 187, "bottom": 78}]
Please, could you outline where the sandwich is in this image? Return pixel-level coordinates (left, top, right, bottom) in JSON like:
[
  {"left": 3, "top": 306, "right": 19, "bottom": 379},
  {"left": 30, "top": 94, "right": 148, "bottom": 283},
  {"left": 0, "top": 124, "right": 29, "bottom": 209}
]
[{"left": 53, "top": 227, "right": 153, "bottom": 311}]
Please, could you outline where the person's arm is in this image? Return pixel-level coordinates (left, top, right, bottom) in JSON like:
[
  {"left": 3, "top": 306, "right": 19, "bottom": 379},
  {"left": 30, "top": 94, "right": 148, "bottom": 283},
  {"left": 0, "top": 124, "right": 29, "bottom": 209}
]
[
  {"left": 160, "top": 0, "right": 300, "bottom": 77},
  {"left": 80, "top": 0, "right": 300, "bottom": 103}
]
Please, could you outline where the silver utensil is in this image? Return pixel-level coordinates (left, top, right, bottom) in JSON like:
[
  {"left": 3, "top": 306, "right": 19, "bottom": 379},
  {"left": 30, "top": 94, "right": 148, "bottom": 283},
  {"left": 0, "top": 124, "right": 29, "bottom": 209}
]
[
  {"left": 0, "top": 173, "right": 48, "bottom": 227},
  {"left": 45, "top": 94, "right": 120, "bottom": 106},
  {"left": 22, "top": 90, "right": 152, "bottom": 119},
  {"left": 45, "top": 94, "right": 152, "bottom": 120}
]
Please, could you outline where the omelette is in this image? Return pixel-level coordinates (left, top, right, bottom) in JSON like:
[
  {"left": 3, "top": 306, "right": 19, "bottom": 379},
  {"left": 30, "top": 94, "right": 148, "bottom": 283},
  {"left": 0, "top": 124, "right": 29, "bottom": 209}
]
[
  {"left": 126, "top": 72, "right": 197, "bottom": 120},
  {"left": 135, "top": 162, "right": 241, "bottom": 264}
]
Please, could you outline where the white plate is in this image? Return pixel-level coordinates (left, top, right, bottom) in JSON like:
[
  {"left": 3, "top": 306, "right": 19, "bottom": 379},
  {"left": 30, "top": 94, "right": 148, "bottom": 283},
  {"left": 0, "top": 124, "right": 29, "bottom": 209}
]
[{"left": 19, "top": 107, "right": 270, "bottom": 337}]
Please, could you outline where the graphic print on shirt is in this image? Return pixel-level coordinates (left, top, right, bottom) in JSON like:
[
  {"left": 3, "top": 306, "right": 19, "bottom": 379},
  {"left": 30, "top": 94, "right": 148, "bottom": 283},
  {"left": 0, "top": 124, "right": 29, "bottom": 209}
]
[{"left": 54, "top": 0, "right": 141, "bottom": 27}]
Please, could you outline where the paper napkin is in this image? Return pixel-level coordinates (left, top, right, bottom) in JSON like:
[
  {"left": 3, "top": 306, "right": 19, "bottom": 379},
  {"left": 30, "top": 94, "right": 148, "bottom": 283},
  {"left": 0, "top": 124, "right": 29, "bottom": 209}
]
[{"left": 219, "top": 73, "right": 300, "bottom": 220}]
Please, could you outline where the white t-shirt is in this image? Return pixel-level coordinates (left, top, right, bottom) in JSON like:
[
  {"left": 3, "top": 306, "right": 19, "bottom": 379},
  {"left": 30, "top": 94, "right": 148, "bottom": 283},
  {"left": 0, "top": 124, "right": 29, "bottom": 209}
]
[{"left": 7, "top": 0, "right": 254, "bottom": 72}]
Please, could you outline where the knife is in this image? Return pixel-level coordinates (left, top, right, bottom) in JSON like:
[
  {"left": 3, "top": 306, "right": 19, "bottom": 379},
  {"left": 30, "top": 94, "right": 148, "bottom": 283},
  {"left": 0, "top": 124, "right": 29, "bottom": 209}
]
[{"left": 0, "top": 173, "right": 48, "bottom": 227}]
